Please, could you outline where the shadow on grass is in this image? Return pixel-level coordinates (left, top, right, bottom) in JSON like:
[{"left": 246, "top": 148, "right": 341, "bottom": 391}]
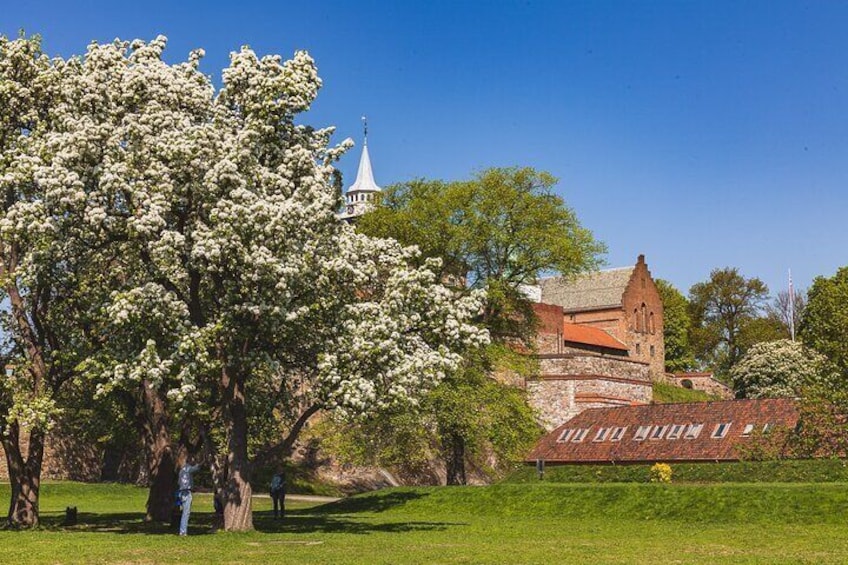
[
  {"left": 308, "top": 490, "right": 427, "bottom": 514},
  {"left": 32, "top": 491, "right": 464, "bottom": 537}
]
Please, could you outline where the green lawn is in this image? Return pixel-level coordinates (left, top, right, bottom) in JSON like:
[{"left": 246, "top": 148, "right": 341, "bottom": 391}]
[{"left": 1, "top": 481, "right": 848, "bottom": 564}]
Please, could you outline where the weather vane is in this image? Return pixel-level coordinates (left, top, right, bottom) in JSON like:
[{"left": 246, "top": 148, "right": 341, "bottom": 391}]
[{"left": 361, "top": 115, "right": 368, "bottom": 140}]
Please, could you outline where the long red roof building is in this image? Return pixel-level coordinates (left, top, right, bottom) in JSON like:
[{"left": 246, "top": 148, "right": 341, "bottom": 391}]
[{"left": 528, "top": 398, "right": 799, "bottom": 464}]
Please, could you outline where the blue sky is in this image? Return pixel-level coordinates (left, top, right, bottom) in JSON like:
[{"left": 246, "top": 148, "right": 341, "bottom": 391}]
[{"left": 3, "top": 1, "right": 846, "bottom": 297}]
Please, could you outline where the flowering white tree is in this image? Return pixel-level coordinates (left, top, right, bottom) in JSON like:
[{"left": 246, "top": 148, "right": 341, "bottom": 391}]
[
  {"left": 730, "top": 339, "right": 833, "bottom": 399},
  {"left": 7, "top": 35, "right": 487, "bottom": 531},
  {"left": 0, "top": 34, "right": 112, "bottom": 528}
]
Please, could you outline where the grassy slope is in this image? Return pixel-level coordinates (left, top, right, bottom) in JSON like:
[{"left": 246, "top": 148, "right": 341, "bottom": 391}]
[
  {"left": 652, "top": 381, "right": 719, "bottom": 403},
  {"left": 2, "top": 482, "right": 848, "bottom": 564}
]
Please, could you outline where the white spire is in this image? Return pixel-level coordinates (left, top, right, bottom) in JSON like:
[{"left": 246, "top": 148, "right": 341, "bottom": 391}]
[
  {"left": 341, "top": 116, "right": 381, "bottom": 220},
  {"left": 348, "top": 116, "right": 381, "bottom": 194},
  {"left": 348, "top": 141, "right": 381, "bottom": 193}
]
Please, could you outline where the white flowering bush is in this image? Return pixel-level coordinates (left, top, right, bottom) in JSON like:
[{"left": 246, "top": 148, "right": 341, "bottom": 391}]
[{"left": 731, "top": 339, "right": 834, "bottom": 398}]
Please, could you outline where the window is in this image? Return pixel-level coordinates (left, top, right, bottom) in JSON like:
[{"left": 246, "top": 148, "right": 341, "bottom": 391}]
[
  {"left": 642, "top": 304, "right": 648, "bottom": 334},
  {"left": 593, "top": 428, "right": 610, "bottom": 442},
  {"left": 650, "top": 345, "right": 655, "bottom": 358},
  {"left": 635, "top": 343, "right": 641, "bottom": 355},
  {"left": 556, "top": 429, "right": 574, "bottom": 443},
  {"left": 712, "top": 423, "right": 732, "bottom": 439},
  {"left": 649, "top": 312, "right": 655, "bottom": 334},
  {"left": 633, "top": 425, "right": 652, "bottom": 441},
  {"left": 684, "top": 423, "right": 704, "bottom": 439},
  {"left": 610, "top": 427, "right": 627, "bottom": 441},
  {"left": 666, "top": 424, "right": 685, "bottom": 440},
  {"left": 572, "top": 428, "right": 589, "bottom": 442},
  {"left": 634, "top": 309, "right": 640, "bottom": 332},
  {"left": 741, "top": 424, "right": 755, "bottom": 437},
  {"left": 762, "top": 423, "right": 773, "bottom": 434},
  {"left": 650, "top": 425, "right": 668, "bottom": 440}
]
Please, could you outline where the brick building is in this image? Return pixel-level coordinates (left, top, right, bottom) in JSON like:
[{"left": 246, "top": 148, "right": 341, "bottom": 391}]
[
  {"left": 523, "top": 255, "right": 665, "bottom": 431},
  {"left": 528, "top": 398, "right": 798, "bottom": 464},
  {"left": 538, "top": 254, "right": 665, "bottom": 379},
  {"left": 527, "top": 302, "right": 652, "bottom": 430}
]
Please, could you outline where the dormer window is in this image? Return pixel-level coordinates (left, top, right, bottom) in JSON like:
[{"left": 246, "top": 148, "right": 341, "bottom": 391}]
[
  {"left": 666, "top": 424, "right": 685, "bottom": 440},
  {"left": 741, "top": 424, "right": 755, "bottom": 437},
  {"left": 712, "top": 423, "right": 732, "bottom": 439},
  {"left": 572, "top": 428, "right": 589, "bottom": 442},
  {"left": 684, "top": 423, "right": 703, "bottom": 439},
  {"left": 610, "top": 427, "right": 627, "bottom": 441},
  {"left": 593, "top": 428, "right": 610, "bottom": 442},
  {"left": 634, "top": 425, "right": 651, "bottom": 441},
  {"left": 556, "top": 429, "right": 574, "bottom": 443}
]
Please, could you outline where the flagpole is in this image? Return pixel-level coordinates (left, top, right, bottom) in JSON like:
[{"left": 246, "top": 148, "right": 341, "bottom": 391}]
[{"left": 788, "top": 268, "right": 795, "bottom": 342}]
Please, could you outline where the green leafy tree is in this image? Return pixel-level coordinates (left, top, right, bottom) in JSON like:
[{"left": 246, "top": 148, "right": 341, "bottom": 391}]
[
  {"left": 655, "top": 279, "right": 694, "bottom": 372},
  {"left": 356, "top": 167, "right": 604, "bottom": 483},
  {"left": 800, "top": 266, "right": 848, "bottom": 376},
  {"left": 359, "top": 167, "right": 605, "bottom": 343},
  {"left": 688, "top": 268, "right": 770, "bottom": 378},
  {"left": 324, "top": 345, "right": 541, "bottom": 484}
]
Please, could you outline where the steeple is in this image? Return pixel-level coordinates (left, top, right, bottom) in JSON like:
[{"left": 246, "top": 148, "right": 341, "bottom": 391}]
[{"left": 341, "top": 116, "right": 381, "bottom": 220}]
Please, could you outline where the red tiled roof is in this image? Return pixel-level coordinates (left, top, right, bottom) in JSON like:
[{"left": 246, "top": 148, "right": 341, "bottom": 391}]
[
  {"left": 527, "top": 398, "right": 798, "bottom": 464},
  {"left": 561, "top": 323, "right": 628, "bottom": 352}
]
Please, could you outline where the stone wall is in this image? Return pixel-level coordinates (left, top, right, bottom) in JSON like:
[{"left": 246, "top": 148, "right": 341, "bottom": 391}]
[
  {"left": 0, "top": 426, "right": 106, "bottom": 482},
  {"left": 527, "top": 351, "right": 652, "bottom": 431},
  {"left": 669, "top": 373, "right": 734, "bottom": 399}
]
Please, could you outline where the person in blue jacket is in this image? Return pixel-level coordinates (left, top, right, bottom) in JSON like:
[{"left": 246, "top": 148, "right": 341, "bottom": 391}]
[{"left": 177, "top": 458, "right": 202, "bottom": 536}]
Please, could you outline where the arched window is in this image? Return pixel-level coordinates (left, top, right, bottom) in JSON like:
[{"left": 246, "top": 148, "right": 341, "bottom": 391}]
[
  {"left": 634, "top": 309, "right": 640, "bottom": 332},
  {"left": 641, "top": 304, "right": 647, "bottom": 334},
  {"left": 649, "top": 312, "right": 655, "bottom": 334}
]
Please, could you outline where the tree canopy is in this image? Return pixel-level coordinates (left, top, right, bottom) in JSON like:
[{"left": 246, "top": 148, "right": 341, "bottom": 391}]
[
  {"left": 729, "top": 339, "right": 833, "bottom": 399},
  {"left": 358, "top": 167, "right": 605, "bottom": 341},
  {"left": 688, "top": 267, "right": 770, "bottom": 378},
  {"left": 800, "top": 266, "right": 848, "bottom": 377},
  {"left": 655, "top": 279, "right": 694, "bottom": 373}
]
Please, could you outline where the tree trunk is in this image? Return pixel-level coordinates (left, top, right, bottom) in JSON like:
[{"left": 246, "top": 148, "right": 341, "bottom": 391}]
[
  {"left": 444, "top": 431, "right": 467, "bottom": 486},
  {"left": 138, "top": 380, "right": 177, "bottom": 523},
  {"left": 3, "top": 423, "right": 45, "bottom": 528},
  {"left": 221, "top": 366, "right": 253, "bottom": 531}
]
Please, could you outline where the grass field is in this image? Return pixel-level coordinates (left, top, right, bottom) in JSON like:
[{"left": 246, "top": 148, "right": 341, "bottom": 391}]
[{"left": 2, "top": 481, "right": 848, "bottom": 564}]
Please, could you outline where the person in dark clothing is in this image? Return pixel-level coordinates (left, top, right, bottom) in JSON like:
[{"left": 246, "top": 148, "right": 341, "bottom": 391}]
[{"left": 270, "top": 472, "right": 286, "bottom": 519}]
